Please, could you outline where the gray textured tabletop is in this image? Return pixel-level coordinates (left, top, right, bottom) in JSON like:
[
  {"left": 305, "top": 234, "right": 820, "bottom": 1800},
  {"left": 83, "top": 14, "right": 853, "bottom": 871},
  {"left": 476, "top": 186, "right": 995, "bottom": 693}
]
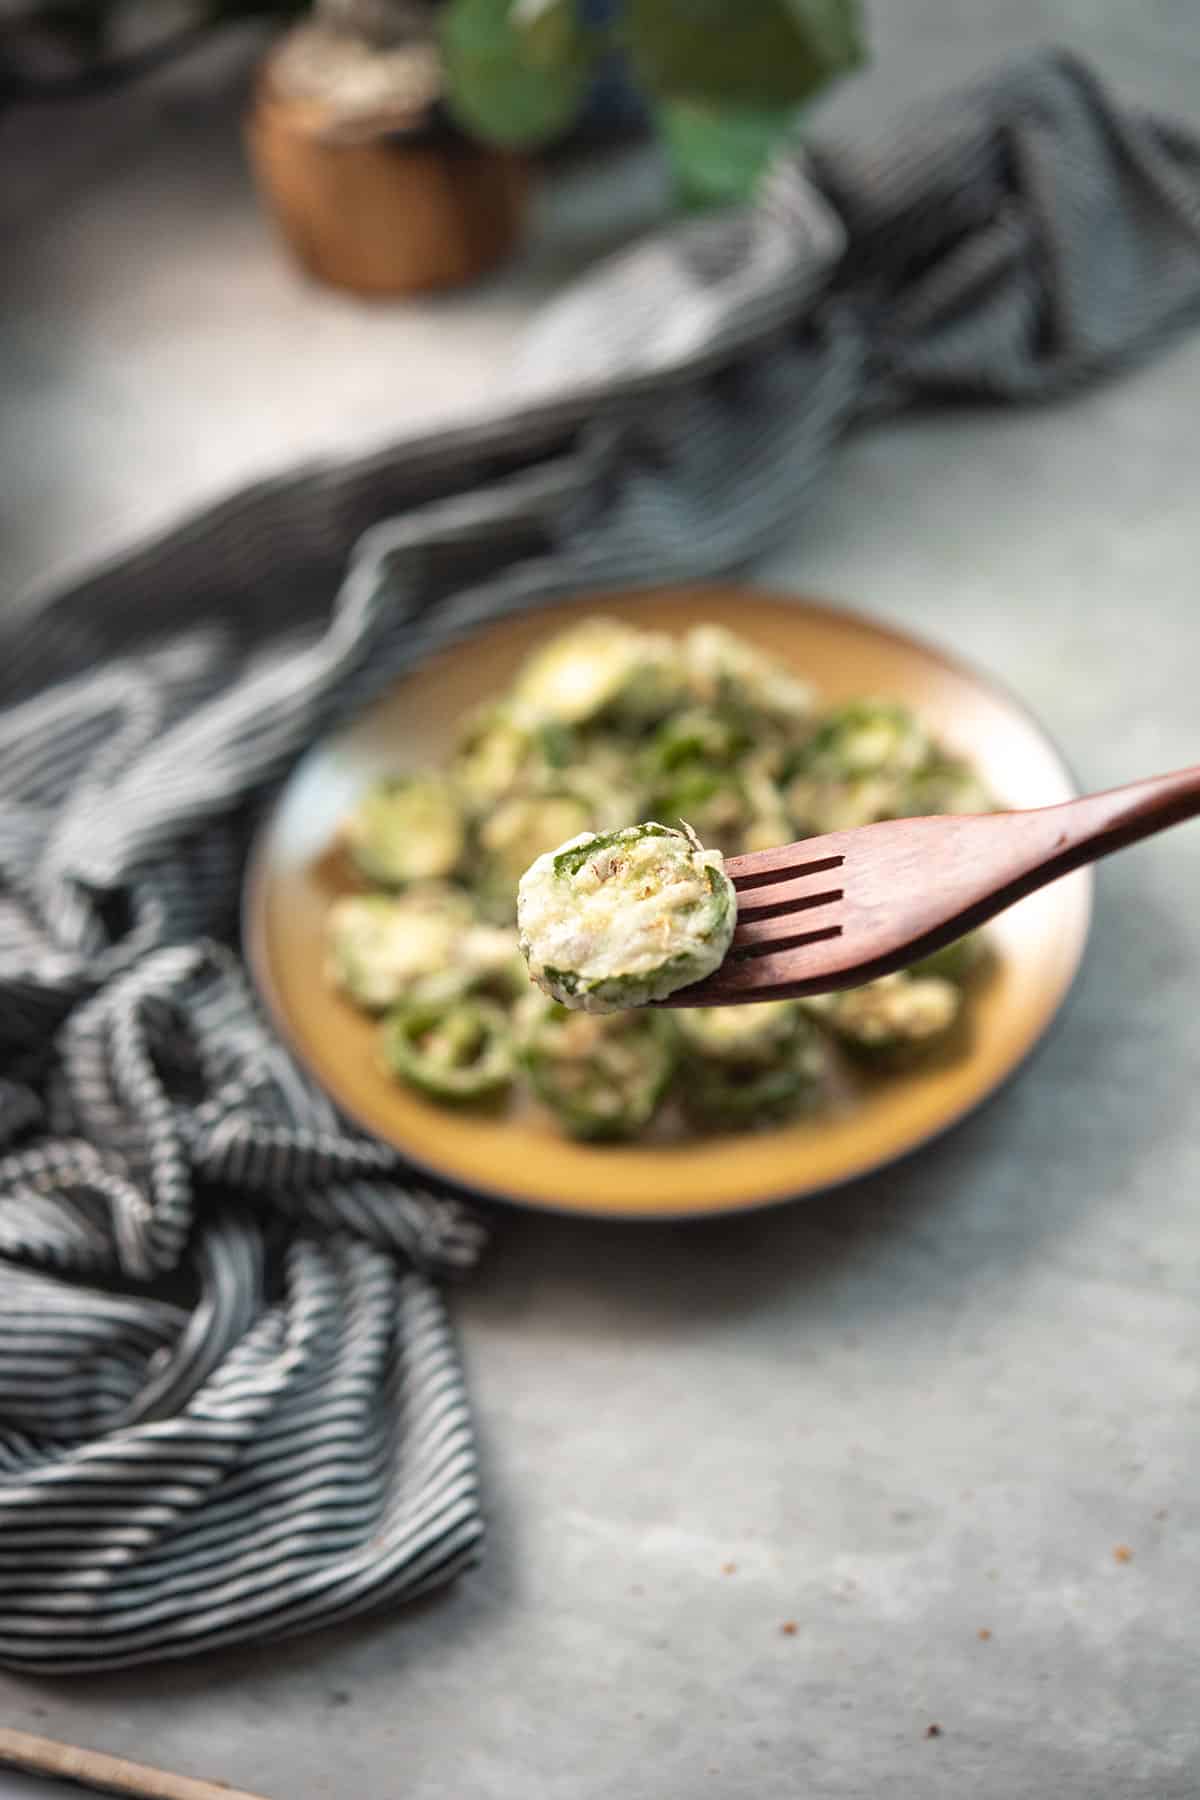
[{"left": 2, "top": 6, "right": 1199, "bottom": 1798}]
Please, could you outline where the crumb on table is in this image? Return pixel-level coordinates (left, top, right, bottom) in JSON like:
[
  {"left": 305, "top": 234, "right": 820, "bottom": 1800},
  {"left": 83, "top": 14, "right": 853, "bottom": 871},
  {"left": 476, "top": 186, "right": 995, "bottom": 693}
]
[
  {"left": 1113, "top": 1544, "right": 1134, "bottom": 1564},
  {"left": 925, "top": 1724, "right": 942, "bottom": 1739},
  {"left": 977, "top": 1627, "right": 991, "bottom": 1641},
  {"left": 779, "top": 1620, "right": 798, "bottom": 1636}
]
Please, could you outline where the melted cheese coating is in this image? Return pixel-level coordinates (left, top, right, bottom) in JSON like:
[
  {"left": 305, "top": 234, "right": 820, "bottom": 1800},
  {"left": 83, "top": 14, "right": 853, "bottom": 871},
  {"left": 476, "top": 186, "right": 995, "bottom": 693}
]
[{"left": 517, "top": 825, "right": 735, "bottom": 1011}]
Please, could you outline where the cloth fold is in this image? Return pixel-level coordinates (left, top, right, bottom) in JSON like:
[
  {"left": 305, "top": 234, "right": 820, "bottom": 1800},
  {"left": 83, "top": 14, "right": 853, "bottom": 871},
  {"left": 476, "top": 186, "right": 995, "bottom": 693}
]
[{"left": 1, "top": 48, "right": 1199, "bottom": 1670}]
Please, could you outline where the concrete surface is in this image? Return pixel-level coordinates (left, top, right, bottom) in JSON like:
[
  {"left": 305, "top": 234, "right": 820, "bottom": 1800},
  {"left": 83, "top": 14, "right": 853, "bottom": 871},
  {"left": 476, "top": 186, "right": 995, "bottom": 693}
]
[{"left": 2, "top": 6, "right": 1200, "bottom": 1799}]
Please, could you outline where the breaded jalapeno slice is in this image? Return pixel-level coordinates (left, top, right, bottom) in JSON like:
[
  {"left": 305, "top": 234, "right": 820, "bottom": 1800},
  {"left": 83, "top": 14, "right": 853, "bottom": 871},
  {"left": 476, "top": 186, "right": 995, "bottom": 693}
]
[
  {"left": 510, "top": 617, "right": 683, "bottom": 729},
  {"left": 514, "top": 992, "right": 676, "bottom": 1139},
  {"left": 517, "top": 821, "right": 736, "bottom": 1013},
  {"left": 803, "top": 973, "right": 961, "bottom": 1063},
  {"left": 326, "top": 887, "right": 473, "bottom": 1011},
  {"left": 342, "top": 774, "right": 464, "bottom": 886},
  {"left": 676, "top": 1001, "right": 826, "bottom": 1126},
  {"left": 381, "top": 999, "right": 514, "bottom": 1102}
]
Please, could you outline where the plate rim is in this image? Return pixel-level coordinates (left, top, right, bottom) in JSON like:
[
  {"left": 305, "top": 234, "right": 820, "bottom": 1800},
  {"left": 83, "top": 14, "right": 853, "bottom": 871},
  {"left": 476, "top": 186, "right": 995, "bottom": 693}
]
[{"left": 242, "top": 585, "right": 1094, "bottom": 1221}]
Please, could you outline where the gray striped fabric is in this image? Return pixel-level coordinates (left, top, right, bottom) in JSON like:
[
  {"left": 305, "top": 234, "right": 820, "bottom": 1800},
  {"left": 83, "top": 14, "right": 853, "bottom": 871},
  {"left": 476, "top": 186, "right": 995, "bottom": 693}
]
[{"left": 2, "top": 49, "right": 1199, "bottom": 1671}]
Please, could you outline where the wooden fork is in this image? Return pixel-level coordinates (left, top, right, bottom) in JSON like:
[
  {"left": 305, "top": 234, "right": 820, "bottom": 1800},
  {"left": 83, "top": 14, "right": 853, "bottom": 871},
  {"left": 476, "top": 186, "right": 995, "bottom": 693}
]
[{"left": 663, "top": 764, "right": 1200, "bottom": 1006}]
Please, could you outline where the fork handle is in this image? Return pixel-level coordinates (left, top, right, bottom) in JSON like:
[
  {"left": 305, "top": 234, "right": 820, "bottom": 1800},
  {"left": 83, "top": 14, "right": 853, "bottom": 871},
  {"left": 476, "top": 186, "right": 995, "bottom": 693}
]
[
  {"left": 681, "top": 762, "right": 1200, "bottom": 1004},
  {"left": 1030, "top": 761, "right": 1200, "bottom": 878},
  {"left": 914, "top": 760, "right": 1200, "bottom": 958},
  {"left": 0, "top": 1727, "right": 268, "bottom": 1800},
  {"left": 944, "top": 761, "right": 1200, "bottom": 939}
]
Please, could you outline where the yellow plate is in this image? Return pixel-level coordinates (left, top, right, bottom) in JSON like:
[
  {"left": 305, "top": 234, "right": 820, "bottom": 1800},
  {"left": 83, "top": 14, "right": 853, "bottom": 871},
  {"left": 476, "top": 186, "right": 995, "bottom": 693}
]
[{"left": 244, "top": 587, "right": 1091, "bottom": 1219}]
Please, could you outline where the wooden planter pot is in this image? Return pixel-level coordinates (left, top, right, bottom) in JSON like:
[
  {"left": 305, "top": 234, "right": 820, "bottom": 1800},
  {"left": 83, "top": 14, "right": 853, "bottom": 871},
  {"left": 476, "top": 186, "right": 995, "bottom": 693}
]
[{"left": 246, "top": 64, "right": 528, "bottom": 297}]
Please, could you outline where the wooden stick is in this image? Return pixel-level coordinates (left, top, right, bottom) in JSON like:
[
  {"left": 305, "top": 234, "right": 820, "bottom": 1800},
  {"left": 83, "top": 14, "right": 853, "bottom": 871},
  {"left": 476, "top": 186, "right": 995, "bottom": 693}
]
[{"left": 0, "top": 1729, "right": 269, "bottom": 1800}]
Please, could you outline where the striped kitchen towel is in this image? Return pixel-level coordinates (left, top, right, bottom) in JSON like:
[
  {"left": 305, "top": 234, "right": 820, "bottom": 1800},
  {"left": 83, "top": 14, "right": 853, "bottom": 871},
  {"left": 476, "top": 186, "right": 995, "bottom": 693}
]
[{"left": 1, "top": 49, "right": 1198, "bottom": 1670}]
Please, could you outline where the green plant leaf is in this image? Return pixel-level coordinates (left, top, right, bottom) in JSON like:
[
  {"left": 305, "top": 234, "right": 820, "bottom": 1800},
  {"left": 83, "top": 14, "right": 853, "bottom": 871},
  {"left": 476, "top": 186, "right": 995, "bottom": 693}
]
[
  {"left": 517, "top": 0, "right": 589, "bottom": 68},
  {"left": 440, "top": 0, "right": 597, "bottom": 148},
  {"left": 628, "top": 0, "right": 865, "bottom": 108},
  {"left": 656, "top": 97, "right": 800, "bottom": 209}
]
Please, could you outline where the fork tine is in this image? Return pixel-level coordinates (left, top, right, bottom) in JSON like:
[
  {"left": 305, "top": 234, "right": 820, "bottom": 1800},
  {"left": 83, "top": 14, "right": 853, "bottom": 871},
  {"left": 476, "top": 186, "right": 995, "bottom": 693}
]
[
  {"left": 732, "top": 893, "right": 843, "bottom": 949},
  {"left": 733, "top": 870, "right": 844, "bottom": 918},
  {"left": 727, "top": 848, "right": 843, "bottom": 890},
  {"left": 663, "top": 925, "right": 845, "bottom": 1005},
  {"left": 718, "top": 929, "right": 844, "bottom": 989}
]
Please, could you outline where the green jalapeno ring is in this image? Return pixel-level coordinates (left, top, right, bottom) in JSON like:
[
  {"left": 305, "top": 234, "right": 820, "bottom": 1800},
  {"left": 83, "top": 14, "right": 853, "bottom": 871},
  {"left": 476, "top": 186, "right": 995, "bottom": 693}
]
[
  {"left": 678, "top": 1057, "right": 822, "bottom": 1127},
  {"left": 326, "top": 887, "right": 476, "bottom": 1013},
  {"left": 381, "top": 999, "right": 514, "bottom": 1102},
  {"left": 676, "top": 1002, "right": 826, "bottom": 1126},
  {"left": 675, "top": 1000, "right": 809, "bottom": 1068},
  {"left": 516, "top": 997, "right": 676, "bottom": 1140}
]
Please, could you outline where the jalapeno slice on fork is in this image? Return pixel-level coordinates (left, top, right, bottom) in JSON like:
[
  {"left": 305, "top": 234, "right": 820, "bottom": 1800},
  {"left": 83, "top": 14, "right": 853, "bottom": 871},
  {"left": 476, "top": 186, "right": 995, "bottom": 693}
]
[{"left": 517, "top": 822, "right": 736, "bottom": 1012}]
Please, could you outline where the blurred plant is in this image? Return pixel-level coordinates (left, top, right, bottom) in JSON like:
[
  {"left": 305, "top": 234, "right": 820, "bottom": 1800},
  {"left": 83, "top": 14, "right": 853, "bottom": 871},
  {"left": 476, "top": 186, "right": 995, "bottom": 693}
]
[
  {"left": 3, "top": 0, "right": 865, "bottom": 206},
  {"left": 440, "top": 0, "right": 866, "bottom": 206}
]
